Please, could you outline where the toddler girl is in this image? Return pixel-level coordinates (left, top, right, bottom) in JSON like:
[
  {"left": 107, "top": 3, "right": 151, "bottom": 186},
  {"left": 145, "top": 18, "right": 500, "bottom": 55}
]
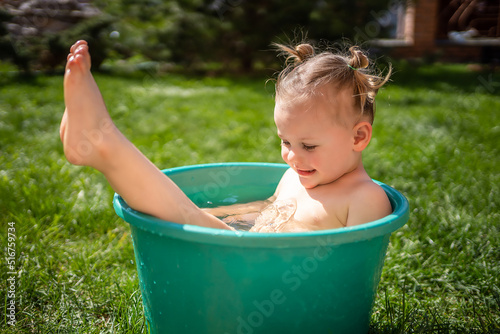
[{"left": 60, "top": 40, "right": 392, "bottom": 232}]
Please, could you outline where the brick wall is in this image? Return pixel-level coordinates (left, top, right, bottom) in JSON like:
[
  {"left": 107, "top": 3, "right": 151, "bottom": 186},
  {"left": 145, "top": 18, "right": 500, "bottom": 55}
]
[{"left": 385, "top": 0, "right": 491, "bottom": 62}]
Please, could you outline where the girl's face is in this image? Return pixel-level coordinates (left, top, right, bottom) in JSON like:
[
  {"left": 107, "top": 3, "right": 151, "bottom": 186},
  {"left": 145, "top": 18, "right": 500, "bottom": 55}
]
[{"left": 274, "top": 89, "right": 360, "bottom": 189}]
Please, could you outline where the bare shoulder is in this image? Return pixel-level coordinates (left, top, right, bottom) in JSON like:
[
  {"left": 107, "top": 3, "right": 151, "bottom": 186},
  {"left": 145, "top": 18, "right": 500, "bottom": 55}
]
[
  {"left": 273, "top": 167, "right": 295, "bottom": 197},
  {"left": 346, "top": 180, "right": 392, "bottom": 227}
]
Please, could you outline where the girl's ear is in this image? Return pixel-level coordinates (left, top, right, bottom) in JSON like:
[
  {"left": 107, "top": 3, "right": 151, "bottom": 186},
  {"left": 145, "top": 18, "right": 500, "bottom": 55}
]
[{"left": 352, "top": 121, "right": 372, "bottom": 152}]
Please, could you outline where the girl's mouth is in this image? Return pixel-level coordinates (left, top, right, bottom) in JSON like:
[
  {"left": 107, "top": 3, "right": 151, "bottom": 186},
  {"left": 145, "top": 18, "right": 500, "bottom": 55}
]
[{"left": 296, "top": 168, "right": 316, "bottom": 176}]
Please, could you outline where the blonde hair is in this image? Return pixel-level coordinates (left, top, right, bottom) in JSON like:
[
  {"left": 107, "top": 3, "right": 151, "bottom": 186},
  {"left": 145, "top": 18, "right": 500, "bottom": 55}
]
[{"left": 274, "top": 43, "right": 391, "bottom": 124}]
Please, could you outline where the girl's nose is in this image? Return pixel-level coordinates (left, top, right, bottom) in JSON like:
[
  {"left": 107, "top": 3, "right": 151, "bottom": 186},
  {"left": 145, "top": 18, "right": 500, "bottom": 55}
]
[{"left": 287, "top": 149, "right": 300, "bottom": 164}]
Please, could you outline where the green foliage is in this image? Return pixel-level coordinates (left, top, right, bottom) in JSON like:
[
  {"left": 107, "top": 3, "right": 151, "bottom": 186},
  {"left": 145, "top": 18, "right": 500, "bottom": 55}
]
[
  {"left": 1, "top": 0, "right": 393, "bottom": 73},
  {"left": 0, "top": 9, "right": 30, "bottom": 73},
  {"left": 90, "top": 0, "right": 224, "bottom": 66},
  {"left": 0, "top": 64, "right": 498, "bottom": 332},
  {"left": 210, "top": 0, "right": 391, "bottom": 70},
  {"left": 0, "top": 7, "right": 114, "bottom": 73}
]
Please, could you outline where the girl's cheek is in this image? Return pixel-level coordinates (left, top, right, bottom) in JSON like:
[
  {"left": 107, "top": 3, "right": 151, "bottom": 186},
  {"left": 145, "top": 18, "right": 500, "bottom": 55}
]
[{"left": 281, "top": 148, "right": 288, "bottom": 162}]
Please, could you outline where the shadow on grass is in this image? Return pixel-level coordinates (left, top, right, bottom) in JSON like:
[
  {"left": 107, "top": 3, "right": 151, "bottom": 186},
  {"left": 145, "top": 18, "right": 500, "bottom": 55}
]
[
  {"left": 390, "top": 61, "right": 500, "bottom": 95},
  {"left": 3, "top": 61, "right": 497, "bottom": 97}
]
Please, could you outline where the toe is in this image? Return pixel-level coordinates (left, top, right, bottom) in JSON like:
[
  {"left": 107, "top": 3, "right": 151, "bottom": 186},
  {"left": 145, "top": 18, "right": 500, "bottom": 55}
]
[
  {"left": 67, "top": 54, "right": 77, "bottom": 67},
  {"left": 75, "top": 44, "right": 88, "bottom": 55},
  {"left": 65, "top": 48, "right": 90, "bottom": 74},
  {"left": 70, "top": 43, "right": 78, "bottom": 54},
  {"left": 70, "top": 40, "right": 88, "bottom": 53},
  {"left": 72, "top": 54, "right": 86, "bottom": 72},
  {"left": 74, "top": 44, "right": 91, "bottom": 69},
  {"left": 64, "top": 55, "right": 84, "bottom": 82},
  {"left": 65, "top": 54, "right": 75, "bottom": 71}
]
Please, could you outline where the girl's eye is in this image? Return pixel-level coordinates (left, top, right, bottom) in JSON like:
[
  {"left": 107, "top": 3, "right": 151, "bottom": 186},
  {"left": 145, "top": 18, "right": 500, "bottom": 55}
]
[
  {"left": 303, "top": 144, "right": 317, "bottom": 151},
  {"left": 281, "top": 140, "right": 290, "bottom": 147}
]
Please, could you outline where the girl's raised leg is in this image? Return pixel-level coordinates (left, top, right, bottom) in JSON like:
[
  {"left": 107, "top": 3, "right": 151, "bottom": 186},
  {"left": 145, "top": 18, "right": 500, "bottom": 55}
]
[{"left": 60, "top": 40, "right": 230, "bottom": 230}]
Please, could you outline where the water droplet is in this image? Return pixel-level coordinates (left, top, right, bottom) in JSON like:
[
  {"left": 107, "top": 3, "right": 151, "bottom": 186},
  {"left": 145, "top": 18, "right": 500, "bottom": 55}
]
[
  {"left": 130, "top": 260, "right": 134, "bottom": 265},
  {"left": 163, "top": 289, "right": 167, "bottom": 294},
  {"left": 166, "top": 281, "right": 170, "bottom": 285},
  {"left": 153, "top": 281, "right": 157, "bottom": 285},
  {"left": 159, "top": 311, "right": 162, "bottom": 315}
]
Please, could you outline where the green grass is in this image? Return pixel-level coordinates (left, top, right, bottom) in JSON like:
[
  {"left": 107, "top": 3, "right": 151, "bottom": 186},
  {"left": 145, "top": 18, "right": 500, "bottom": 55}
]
[{"left": 0, "top": 63, "right": 499, "bottom": 333}]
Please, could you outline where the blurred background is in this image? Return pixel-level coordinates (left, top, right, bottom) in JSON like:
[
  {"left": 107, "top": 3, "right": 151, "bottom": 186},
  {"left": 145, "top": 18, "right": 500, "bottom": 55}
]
[
  {"left": 1, "top": 2, "right": 499, "bottom": 332},
  {"left": 0, "top": 0, "right": 498, "bottom": 75}
]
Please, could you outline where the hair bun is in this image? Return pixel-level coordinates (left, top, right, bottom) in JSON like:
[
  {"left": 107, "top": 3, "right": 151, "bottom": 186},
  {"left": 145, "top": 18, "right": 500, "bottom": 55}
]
[
  {"left": 274, "top": 42, "right": 315, "bottom": 65},
  {"left": 294, "top": 44, "right": 315, "bottom": 63},
  {"left": 348, "top": 46, "right": 369, "bottom": 70}
]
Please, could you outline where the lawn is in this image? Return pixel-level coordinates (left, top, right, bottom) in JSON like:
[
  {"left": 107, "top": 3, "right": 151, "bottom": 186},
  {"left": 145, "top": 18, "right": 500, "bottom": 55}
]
[{"left": 0, "top": 62, "right": 499, "bottom": 333}]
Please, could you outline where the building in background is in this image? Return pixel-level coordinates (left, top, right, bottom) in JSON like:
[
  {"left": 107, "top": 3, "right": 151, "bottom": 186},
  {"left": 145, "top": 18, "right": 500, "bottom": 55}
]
[{"left": 372, "top": 0, "right": 500, "bottom": 63}]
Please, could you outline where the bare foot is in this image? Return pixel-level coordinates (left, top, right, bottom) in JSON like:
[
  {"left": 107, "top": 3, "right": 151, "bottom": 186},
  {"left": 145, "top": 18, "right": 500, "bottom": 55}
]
[{"left": 60, "top": 40, "right": 117, "bottom": 169}]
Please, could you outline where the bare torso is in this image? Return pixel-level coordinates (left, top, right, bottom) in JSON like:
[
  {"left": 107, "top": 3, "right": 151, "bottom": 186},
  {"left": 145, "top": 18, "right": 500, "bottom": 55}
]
[{"left": 212, "top": 167, "right": 392, "bottom": 232}]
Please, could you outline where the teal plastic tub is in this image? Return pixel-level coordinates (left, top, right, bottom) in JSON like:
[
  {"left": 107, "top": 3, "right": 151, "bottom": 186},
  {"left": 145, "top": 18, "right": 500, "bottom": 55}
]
[{"left": 113, "top": 163, "right": 409, "bottom": 334}]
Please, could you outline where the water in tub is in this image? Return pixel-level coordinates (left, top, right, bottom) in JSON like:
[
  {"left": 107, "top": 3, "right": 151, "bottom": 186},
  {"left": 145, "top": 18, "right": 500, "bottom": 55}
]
[{"left": 217, "top": 199, "right": 299, "bottom": 232}]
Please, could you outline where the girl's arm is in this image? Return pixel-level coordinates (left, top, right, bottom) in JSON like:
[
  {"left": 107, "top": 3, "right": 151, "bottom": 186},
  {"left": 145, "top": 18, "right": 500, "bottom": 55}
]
[{"left": 202, "top": 197, "right": 275, "bottom": 217}]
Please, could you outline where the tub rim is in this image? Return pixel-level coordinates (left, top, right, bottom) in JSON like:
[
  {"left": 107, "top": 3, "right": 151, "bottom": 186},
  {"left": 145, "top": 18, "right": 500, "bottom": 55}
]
[{"left": 113, "top": 162, "right": 409, "bottom": 248}]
